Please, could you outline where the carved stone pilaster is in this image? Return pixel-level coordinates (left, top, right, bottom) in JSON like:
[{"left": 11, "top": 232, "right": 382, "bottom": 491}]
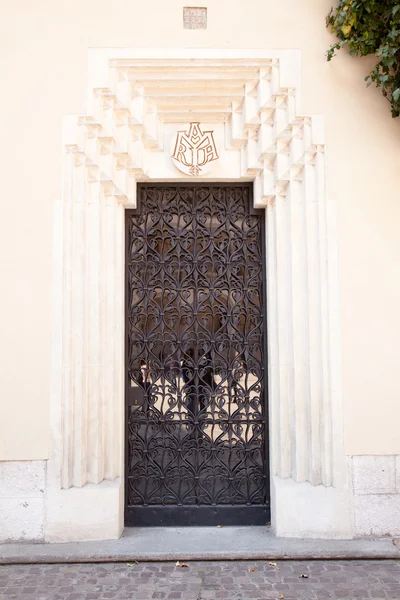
[
  {"left": 266, "top": 147, "right": 333, "bottom": 487},
  {"left": 59, "top": 147, "right": 125, "bottom": 489}
]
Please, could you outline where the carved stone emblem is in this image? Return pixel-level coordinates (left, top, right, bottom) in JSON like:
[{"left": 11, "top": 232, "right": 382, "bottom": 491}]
[{"left": 171, "top": 122, "right": 219, "bottom": 176}]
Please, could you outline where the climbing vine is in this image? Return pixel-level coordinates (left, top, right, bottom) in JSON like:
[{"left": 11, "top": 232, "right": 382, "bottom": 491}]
[{"left": 326, "top": 0, "right": 400, "bottom": 117}]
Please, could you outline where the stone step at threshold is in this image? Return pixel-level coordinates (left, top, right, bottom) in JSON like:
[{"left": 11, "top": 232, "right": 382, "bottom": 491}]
[{"left": 1, "top": 527, "right": 399, "bottom": 564}]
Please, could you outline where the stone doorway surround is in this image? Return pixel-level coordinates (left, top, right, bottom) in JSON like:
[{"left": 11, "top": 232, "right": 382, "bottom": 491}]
[{"left": 46, "top": 48, "right": 353, "bottom": 542}]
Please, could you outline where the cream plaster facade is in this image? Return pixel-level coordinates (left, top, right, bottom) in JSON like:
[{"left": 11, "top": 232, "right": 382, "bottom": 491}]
[{"left": 1, "top": 0, "right": 400, "bottom": 543}]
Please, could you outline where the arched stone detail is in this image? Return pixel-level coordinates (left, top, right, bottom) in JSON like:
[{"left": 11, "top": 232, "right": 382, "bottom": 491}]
[{"left": 48, "top": 49, "right": 351, "bottom": 540}]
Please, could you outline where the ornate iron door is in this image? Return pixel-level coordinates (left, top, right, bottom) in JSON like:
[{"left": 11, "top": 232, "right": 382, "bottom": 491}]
[{"left": 125, "top": 184, "right": 269, "bottom": 526}]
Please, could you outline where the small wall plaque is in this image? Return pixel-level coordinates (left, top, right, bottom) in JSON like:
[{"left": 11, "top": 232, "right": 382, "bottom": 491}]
[{"left": 183, "top": 7, "right": 207, "bottom": 29}]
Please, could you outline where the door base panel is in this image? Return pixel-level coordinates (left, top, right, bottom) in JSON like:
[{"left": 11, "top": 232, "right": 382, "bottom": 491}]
[{"left": 125, "top": 505, "right": 270, "bottom": 527}]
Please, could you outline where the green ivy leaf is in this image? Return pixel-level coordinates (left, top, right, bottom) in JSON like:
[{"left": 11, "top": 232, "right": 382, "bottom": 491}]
[{"left": 326, "top": 0, "right": 400, "bottom": 118}]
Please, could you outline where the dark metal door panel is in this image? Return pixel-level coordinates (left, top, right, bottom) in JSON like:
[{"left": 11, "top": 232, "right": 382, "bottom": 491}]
[{"left": 125, "top": 184, "right": 269, "bottom": 526}]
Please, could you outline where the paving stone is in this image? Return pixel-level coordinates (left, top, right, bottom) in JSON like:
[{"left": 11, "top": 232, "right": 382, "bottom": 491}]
[{"left": 0, "top": 560, "right": 399, "bottom": 599}]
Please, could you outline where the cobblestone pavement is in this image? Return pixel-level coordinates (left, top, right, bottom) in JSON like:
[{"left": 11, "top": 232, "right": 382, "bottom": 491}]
[{"left": 0, "top": 560, "right": 399, "bottom": 600}]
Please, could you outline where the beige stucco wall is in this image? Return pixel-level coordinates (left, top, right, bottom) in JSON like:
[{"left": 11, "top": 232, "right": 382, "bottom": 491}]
[{"left": 1, "top": 0, "right": 399, "bottom": 460}]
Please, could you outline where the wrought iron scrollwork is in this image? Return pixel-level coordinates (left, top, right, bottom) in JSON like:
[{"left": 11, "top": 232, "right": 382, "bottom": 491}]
[{"left": 126, "top": 184, "right": 267, "bottom": 512}]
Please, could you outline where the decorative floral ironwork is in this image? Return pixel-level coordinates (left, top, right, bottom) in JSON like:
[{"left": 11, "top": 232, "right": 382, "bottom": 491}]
[{"left": 126, "top": 184, "right": 267, "bottom": 514}]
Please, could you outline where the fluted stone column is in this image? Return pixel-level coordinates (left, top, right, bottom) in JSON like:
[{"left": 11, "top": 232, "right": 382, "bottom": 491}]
[{"left": 265, "top": 149, "right": 333, "bottom": 487}]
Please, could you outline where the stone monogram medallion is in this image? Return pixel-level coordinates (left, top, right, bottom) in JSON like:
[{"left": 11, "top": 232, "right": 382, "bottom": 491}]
[{"left": 171, "top": 122, "right": 219, "bottom": 176}]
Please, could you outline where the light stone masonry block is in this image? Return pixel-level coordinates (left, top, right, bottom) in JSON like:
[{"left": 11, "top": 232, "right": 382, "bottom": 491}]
[
  {"left": 0, "top": 460, "right": 46, "bottom": 498},
  {"left": 354, "top": 494, "right": 400, "bottom": 537},
  {"left": 353, "top": 456, "right": 396, "bottom": 495},
  {"left": 0, "top": 498, "right": 44, "bottom": 541},
  {"left": 396, "top": 456, "right": 400, "bottom": 492},
  {"left": 0, "top": 461, "right": 45, "bottom": 542}
]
